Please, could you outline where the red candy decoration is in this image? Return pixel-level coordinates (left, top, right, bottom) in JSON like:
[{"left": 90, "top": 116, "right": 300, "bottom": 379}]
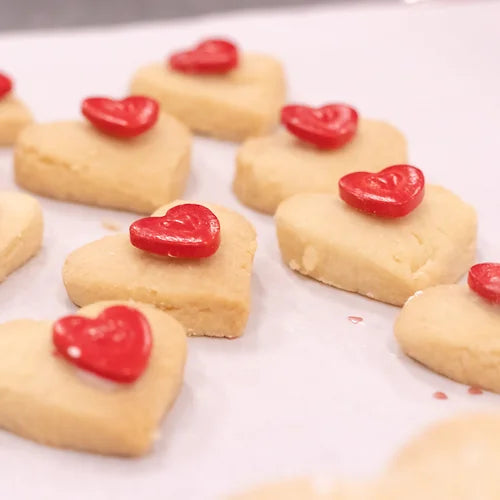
[
  {"left": 281, "top": 104, "right": 358, "bottom": 149},
  {"left": 468, "top": 263, "right": 500, "bottom": 305},
  {"left": 339, "top": 165, "right": 425, "bottom": 218},
  {"left": 53, "top": 305, "right": 153, "bottom": 383},
  {"left": 0, "top": 72, "right": 13, "bottom": 99},
  {"left": 169, "top": 39, "right": 238, "bottom": 74},
  {"left": 81, "top": 96, "right": 159, "bottom": 138},
  {"left": 130, "top": 204, "right": 221, "bottom": 258}
]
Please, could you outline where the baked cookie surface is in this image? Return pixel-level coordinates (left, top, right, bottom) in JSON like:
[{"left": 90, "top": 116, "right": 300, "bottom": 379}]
[
  {"left": 130, "top": 54, "right": 286, "bottom": 141},
  {"left": 0, "top": 93, "right": 33, "bottom": 146},
  {"left": 0, "top": 191, "right": 43, "bottom": 282},
  {"left": 275, "top": 187, "right": 476, "bottom": 305},
  {"left": 63, "top": 201, "right": 257, "bottom": 338},
  {"left": 395, "top": 284, "right": 500, "bottom": 392},
  {"left": 0, "top": 300, "right": 187, "bottom": 456},
  {"left": 234, "top": 119, "right": 406, "bottom": 214},
  {"left": 14, "top": 113, "right": 191, "bottom": 213}
]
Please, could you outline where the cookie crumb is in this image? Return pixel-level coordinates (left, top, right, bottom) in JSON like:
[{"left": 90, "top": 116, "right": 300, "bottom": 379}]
[
  {"left": 101, "top": 220, "right": 121, "bottom": 231},
  {"left": 348, "top": 316, "right": 364, "bottom": 324},
  {"left": 433, "top": 391, "right": 448, "bottom": 400},
  {"left": 468, "top": 386, "right": 483, "bottom": 395}
]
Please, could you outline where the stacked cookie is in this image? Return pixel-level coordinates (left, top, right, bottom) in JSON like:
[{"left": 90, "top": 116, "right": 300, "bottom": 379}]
[{"left": 0, "top": 36, "right": 497, "bottom": 478}]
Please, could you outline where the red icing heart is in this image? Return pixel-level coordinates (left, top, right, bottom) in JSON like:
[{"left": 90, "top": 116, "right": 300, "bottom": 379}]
[
  {"left": 169, "top": 39, "right": 238, "bottom": 74},
  {"left": 53, "top": 305, "right": 152, "bottom": 383},
  {"left": 468, "top": 263, "right": 500, "bottom": 304},
  {"left": 81, "top": 96, "right": 159, "bottom": 138},
  {"left": 281, "top": 104, "right": 358, "bottom": 149},
  {"left": 0, "top": 72, "right": 13, "bottom": 99},
  {"left": 339, "top": 165, "right": 425, "bottom": 218},
  {"left": 130, "top": 204, "right": 221, "bottom": 258}
]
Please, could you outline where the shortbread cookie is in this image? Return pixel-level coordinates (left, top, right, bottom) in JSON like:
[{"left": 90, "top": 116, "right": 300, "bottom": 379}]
[
  {"left": 379, "top": 414, "right": 500, "bottom": 499},
  {"left": 275, "top": 187, "right": 476, "bottom": 305},
  {"left": 0, "top": 94, "right": 33, "bottom": 146},
  {"left": 130, "top": 52, "right": 285, "bottom": 141},
  {"left": 229, "top": 480, "right": 371, "bottom": 500},
  {"left": 0, "top": 300, "right": 187, "bottom": 456},
  {"left": 0, "top": 191, "right": 43, "bottom": 282},
  {"left": 14, "top": 112, "right": 191, "bottom": 213},
  {"left": 63, "top": 201, "right": 257, "bottom": 338},
  {"left": 234, "top": 119, "right": 406, "bottom": 214},
  {"left": 394, "top": 284, "right": 500, "bottom": 392},
  {"left": 0, "top": 73, "right": 33, "bottom": 146}
]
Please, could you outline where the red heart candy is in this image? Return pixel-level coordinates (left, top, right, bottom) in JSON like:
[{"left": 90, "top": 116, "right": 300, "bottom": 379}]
[
  {"left": 0, "top": 72, "right": 13, "bottom": 99},
  {"left": 52, "top": 305, "right": 153, "bottom": 383},
  {"left": 281, "top": 104, "right": 358, "bottom": 149},
  {"left": 130, "top": 203, "right": 221, "bottom": 258},
  {"left": 468, "top": 263, "right": 500, "bottom": 304},
  {"left": 169, "top": 39, "right": 238, "bottom": 74},
  {"left": 339, "top": 165, "right": 425, "bottom": 218},
  {"left": 81, "top": 96, "right": 159, "bottom": 138}
]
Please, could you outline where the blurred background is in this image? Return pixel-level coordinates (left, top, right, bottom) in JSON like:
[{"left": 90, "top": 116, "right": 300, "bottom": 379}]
[{"left": 0, "top": 0, "right": 401, "bottom": 31}]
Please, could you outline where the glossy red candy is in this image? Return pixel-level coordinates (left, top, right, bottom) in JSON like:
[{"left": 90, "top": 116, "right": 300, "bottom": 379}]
[
  {"left": 468, "top": 263, "right": 500, "bottom": 304},
  {"left": 52, "top": 305, "right": 152, "bottom": 383},
  {"left": 169, "top": 39, "right": 238, "bottom": 74},
  {"left": 130, "top": 204, "right": 221, "bottom": 258},
  {"left": 0, "top": 72, "right": 13, "bottom": 99},
  {"left": 281, "top": 104, "right": 358, "bottom": 149},
  {"left": 339, "top": 165, "right": 425, "bottom": 218},
  {"left": 81, "top": 96, "right": 159, "bottom": 138}
]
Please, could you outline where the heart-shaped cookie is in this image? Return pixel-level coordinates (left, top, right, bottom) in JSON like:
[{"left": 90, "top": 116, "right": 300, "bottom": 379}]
[
  {"left": 275, "top": 186, "right": 476, "bottom": 305},
  {"left": 14, "top": 113, "right": 191, "bottom": 213},
  {"left": 169, "top": 38, "right": 239, "bottom": 74},
  {"left": 0, "top": 73, "right": 33, "bottom": 145},
  {"left": 234, "top": 119, "right": 407, "bottom": 214},
  {"left": 130, "top": 203, "right": 221, "bottom": 258},
  {"left": 395, "top": 281, "right": 500, "bottom": 392},
  {"left": 0, "top": 191, "right": 43, "bottom": 282},
  {"left": 81, "top": 96, "right": 159, "bottom": 138},
  {"left": 130, "top": 51, "right": 285, "bottom": 141},
  {"left": 339, "top": 165, "right": 425, "bottom": 217},
  {"left": 0, "top": 300, "right": 186, "bottom": 456},
  {"left": 63, "top": 201, "right": 257, "bottom": 338},
  {"left": 281, "top": 104, "right": 358, "bottom": 149},
  {"left": 231, "top": 413, "right": 500, "bottom": 499}
]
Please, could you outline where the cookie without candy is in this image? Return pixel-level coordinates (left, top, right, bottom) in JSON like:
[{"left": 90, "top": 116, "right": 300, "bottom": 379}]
[
  {"left": 0, "top": 94, "right": 32, "bottom": 146},
  {"left": 14, "top": 114, "right": 191, "bottom": 213},
  {"left": 395, "top": 284, "right": 500, "bottom": 393},
  {"left": 233, "top": 119, "right": 407, "bottom": 214},
  {"left": 130, "top": 54, "right": 285, "bottom": 141},
  {"left": 275, "top": 187, "right": 476, "bottom": 305},
  {"left": 63, "top": 202, "right": 257, "bottom": 338},
  {"left": 230, "top": 413, "right": 500, "bottom": 499},
  {"left": 0, "top": 301, "right": 187, "bottom": 456},
  {"left": 0, "top": 191, "right": 43, "bottom": 282}
]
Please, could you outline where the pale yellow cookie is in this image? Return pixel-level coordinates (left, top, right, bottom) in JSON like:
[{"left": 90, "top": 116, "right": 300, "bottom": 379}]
[
  {"left": 378, "top": 414, "right": 500, "bottom": 499},
  {"left": 275, "top": 188, "right": 476, "bottom": 306},
  {"left": 0, "top": 93, "right": 33, "bottom": 146},
  {"left": 130, "top": 54, "right": 286, "bottom": 141},
  {"left": 395, "top": 284, "right": 500, "bottom": 392},
  {"left": 63, "top": 201, "right": 257, "bottom": 338},
  {"left": 0, "top": 300, "right": 187, "bottom": 456},
  {"left": 233, "top": 120, "right": 407, "bottom": 214},
  {"left": 229, "top": 479, "right": 372, "bottom": 499},
  {"left": 0, "top": 191, "right": 43, "bottom": 282},
  {"left": 14, "top": 113, "right": 191, "bottom": 213}
]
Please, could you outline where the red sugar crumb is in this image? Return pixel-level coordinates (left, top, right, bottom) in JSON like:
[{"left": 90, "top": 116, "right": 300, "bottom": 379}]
[
  {"left": 433, "top": 391, "right": 448, "bottom": 400},
  {"left": 348, "top": 316, "right": 364, "bottom": 324},
  {"left": 468, "top": 386, "right": 483, "bottom": 395}
]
